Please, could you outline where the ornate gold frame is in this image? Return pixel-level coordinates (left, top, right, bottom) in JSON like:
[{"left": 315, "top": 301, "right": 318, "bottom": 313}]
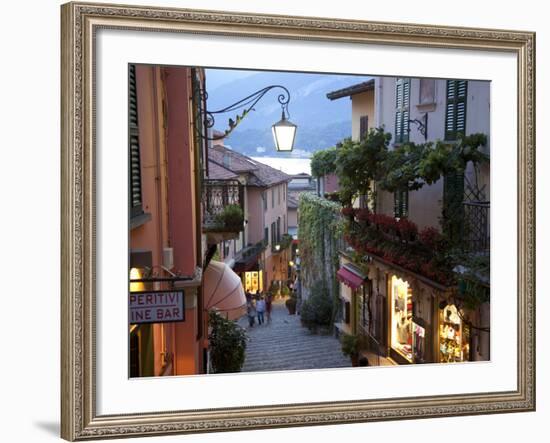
[{"left": 61, "top": 2, "right": 536, "bottom": 440}]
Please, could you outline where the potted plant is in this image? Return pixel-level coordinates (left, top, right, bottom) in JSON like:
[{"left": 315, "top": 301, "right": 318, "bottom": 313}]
[
  {"left": 208, "top": 311, "right": 248, "bottom": 373},
  {"left": 214, "top": 204, "right": 244, "bottom": 231},
  {"left": 285, "top": 294, "right": 297, "bottom": 315},
  {"left": 340, "top": 333, "right": 360, "bottom": 366},
  {"left": 280, "top": 285, "right": 290, "bottom": 298}
]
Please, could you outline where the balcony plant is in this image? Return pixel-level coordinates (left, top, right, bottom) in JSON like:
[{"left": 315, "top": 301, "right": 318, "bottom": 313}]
[
  {"left": 340, "top": 333, "right": 360, "bottom": 366},
  {"left": 213, "top": 204, "right": 244, "bottom": 232}
]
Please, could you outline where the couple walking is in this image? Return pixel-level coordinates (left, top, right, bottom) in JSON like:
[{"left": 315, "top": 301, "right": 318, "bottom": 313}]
[{"left": 246, "top": 292, "right": 273, "bottom": 327}]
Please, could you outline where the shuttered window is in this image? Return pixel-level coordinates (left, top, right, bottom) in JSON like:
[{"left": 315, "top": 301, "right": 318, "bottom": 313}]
[
  {"left": 271, "top": 222, "right": 276, "bottom": 246},
  {"left": 359, "top": 115, "right": 369, "bottom": 140},
  {"left": 129, "top": 64, "right": 143, "bottom": 219},
  {"left": 394, "top": 78, "right": 410, "bottom": 143},
  {"left": 445, "top": 80, "right": 468, "bottom": 140},
  {"left": 393, "top": 189, "right": 409, "bottom": 219}
]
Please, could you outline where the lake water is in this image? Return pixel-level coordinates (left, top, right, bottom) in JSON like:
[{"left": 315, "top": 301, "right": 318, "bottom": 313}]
[{"left": 251, "top": 157, "right": 312, "bottom": 176}]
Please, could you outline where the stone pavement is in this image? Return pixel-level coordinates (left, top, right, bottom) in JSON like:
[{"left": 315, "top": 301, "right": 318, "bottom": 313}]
[{"left": 237, "top": 300, "right": 351, "bottom": 372}]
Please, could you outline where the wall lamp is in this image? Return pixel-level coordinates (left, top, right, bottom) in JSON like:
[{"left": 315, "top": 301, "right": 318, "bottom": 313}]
[{"left": 195, "top": 83, "right": 297, "bottom": 152}]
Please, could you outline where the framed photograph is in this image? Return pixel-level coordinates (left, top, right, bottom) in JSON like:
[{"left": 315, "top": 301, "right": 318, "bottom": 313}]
[{"left": 61, "top": 1, "right": 535, "bottom": 440}]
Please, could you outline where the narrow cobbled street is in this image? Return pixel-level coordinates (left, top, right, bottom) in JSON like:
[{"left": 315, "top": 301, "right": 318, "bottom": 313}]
[{"left": 238, "top": 300, "right": 351, "bottom": 372}]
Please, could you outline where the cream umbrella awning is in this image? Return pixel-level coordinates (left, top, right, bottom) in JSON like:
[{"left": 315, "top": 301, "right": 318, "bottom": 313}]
[{"left": 203, "top": 260, "right": 247, "bottom": 320}]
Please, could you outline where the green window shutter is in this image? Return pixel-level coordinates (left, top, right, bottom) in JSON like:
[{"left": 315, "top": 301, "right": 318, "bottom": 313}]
[
  {"left": 393, "top": 189, "right": 409, "bottom": 218},
  {"left": 395, "top": 78, "right": 410, "bottom": 143},
  {"left": 445, "top": 80, "right": 468, "bottom": 140},
  {"left": 359, "top": 115, "right": 369, "bottom": 139},
  {"left": 129, "top": 64, "right": 143, "bottom": 218}
]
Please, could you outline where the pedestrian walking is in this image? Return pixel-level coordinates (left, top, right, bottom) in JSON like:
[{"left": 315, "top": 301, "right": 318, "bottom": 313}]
[
  {"left": 256, "top": 296, "right": 266, "bottom": 325},
  {"left": 247, "top": 300, "right": 256, "bottom": 328},
  {"left": 265, "top": 293, "right": 273, "bottom": 323}
]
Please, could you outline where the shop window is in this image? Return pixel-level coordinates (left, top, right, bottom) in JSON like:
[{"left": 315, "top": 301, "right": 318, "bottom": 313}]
[
  {"left": 390, "top": 276, "right": 414, "bottom": 362},
  {"left": 439, "top": 304, "right": 470, "bottom": 362}
]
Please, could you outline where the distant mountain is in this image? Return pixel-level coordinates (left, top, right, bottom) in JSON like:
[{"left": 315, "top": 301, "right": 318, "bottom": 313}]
[{"left": 205, "top": 70, "right": 371, "bottom": 155}]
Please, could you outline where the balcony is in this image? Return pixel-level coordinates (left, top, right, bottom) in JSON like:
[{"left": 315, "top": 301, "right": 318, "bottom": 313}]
[
  {"left": 271, "top": 233, "right": 293, "bottom": 254},
  {"left": 233, "top": 241, "right": 268, "bottom": 273},
  {"left": 202, "top": 179, "right": 244, "bottom": 242},
  {"left": 462, "top": 201, "right": 490, "bottom": 254}
]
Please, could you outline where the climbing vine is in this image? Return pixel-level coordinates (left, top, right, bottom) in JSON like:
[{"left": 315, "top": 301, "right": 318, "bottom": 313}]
[{"left": 298, "top": 193, "right": 344, "bottom": 327}]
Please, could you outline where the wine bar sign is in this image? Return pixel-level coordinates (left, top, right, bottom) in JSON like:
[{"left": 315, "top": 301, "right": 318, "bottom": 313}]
[{"left": 129, "top": 290, "right": 185, "bottom": 324}]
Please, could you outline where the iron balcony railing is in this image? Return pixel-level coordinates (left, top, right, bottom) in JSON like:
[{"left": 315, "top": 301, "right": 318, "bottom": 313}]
[
  {"left": 462, "top": 201, "right": 490, "bottom": 253},
  {"left": 202, "top": 179, "right": 244, "bottom": 232}
]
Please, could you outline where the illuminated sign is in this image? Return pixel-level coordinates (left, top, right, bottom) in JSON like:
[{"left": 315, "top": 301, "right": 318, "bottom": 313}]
[{"left": 129, "top": 290, "right": 185, "bottom": 324}]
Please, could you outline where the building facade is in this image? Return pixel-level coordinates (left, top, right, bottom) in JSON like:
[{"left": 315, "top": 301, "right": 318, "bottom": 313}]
[
  {"left": 129, "top": 64, "right": 205, "bottom": 377},
  {"left": 207, "top": 143, "right": 292, "bottom": 294},
  {"left": 327, "top": 77, "right": 490, "bottom": 365}
]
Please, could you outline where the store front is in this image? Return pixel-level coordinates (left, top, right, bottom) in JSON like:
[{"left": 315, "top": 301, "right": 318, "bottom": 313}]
[
  {"left": 438, "top": 303, "right": 470, "bottom": 363},
  {"left": 243, "top": 270, "right": 263, "bottom": 294},
  {"left": 388, "top": 275, "right": 431, "bottom": 364}
]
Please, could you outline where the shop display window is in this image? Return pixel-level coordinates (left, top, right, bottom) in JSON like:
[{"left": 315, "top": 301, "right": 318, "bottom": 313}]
[
  {"left": 413, "top": 322, "right": 426, "bottom": 363},
  {"left": 391, "top": 276, "right": 413, "bottom": 362},
  {"left": 439, "top": 304, "right": 470, "bottom": 362},
  {"left": 244, "top": 270, "right": 263, "bottom": 293}
]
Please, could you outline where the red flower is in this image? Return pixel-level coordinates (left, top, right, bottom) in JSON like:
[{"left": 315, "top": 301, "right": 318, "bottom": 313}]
[
  {"left": 419, "top": 227, "right": 442, "bottom": 249},
  {"left": 356, "top": 208, "right": 370, "bottom": 222},
  {"left": 341, "top": 206, "right": 355, "bottom": 216}
]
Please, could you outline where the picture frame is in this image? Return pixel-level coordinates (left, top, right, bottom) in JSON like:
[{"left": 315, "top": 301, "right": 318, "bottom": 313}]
[{"left": 60, "top": 1, "right": 536, "bottom": 440}]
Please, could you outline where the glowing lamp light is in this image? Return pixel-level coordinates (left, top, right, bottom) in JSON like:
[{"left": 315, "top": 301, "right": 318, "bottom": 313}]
[
  {"left": 289, "top": 260, "right": 295, "bottom": 267},
  {"left": 275, "top": 244, "right": 281, "bottom": 251},
  {"left": 129, "top": 267, "right": 144, "bottom": 292},
  {"left": 272, "top": 111, "right": 297, "bottom": 152}
]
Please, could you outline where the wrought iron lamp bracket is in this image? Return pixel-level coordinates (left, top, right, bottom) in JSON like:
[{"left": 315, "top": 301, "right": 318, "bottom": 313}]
[
  {"left": 407, "top": 113, "right": 428, "bottom": 141},
  {"left": 194, "top": 83, "right": 291, "bottom": 141}
]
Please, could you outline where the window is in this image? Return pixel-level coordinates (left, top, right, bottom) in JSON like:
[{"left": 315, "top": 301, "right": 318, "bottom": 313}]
[
  {"left": 129, "top": 64, "right": 143, "bottom": 219},
  {"left": 445, "top": 80, "right": 468, "bottom": 140},
  {"left": 271, "top": 222, "right": 276, "bottom": 245},
  {"left": 271, "top": 188, "right": 274, "bottom": 208},
  {"left": 419, "top": 78, "right": 436, "bottom": 105},
  {"left": 359, "top": 115, "right": 369, "bottom": 139},
  {"left": 262, "top": 191, "right": 267, "bottom": 210},
  {"left": 276, "top": 217, "right": 281, "bottom": 242},
  {"left": 394, "top": 78, "right": 410, "bottom": 143},
  {"left": 394, "top": 189, "right": 409, "bottom": 219},
  {"left": 264, "top": 227, "right": 269, "bottom": 245}
]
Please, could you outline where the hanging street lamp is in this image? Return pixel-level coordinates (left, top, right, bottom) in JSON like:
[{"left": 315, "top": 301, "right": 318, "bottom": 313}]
[
  {"left": 194, "top": 82, "right": 297, "bottom": 152},
  {"left": 272, "top": 110, "right": 297, "bottom": 152}
]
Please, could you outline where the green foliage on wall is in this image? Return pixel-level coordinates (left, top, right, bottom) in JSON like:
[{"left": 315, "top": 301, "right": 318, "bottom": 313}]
[{"left": 312, "top": 127, "right": 488, "bottom": 205}]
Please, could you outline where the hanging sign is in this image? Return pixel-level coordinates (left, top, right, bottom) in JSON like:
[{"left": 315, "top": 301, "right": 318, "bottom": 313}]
[{"left": 129, "top": 290, "right": 185, "bottom": 324}]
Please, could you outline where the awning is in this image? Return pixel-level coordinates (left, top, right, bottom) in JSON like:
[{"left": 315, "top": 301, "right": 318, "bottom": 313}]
[
  {"left": 337, "top": 267, "right": 366, "bottom": 290},
  {"left": 203, "top": 260, "right": 247, "bottom": 320}
]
